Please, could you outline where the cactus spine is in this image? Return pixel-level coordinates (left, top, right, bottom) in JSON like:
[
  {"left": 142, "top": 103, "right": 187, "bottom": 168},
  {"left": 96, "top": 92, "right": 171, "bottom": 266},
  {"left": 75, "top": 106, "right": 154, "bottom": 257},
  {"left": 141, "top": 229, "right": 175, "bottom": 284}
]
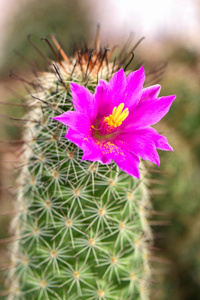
[{"left": 8, "top": 35, "right": 152, "bottom": 300}]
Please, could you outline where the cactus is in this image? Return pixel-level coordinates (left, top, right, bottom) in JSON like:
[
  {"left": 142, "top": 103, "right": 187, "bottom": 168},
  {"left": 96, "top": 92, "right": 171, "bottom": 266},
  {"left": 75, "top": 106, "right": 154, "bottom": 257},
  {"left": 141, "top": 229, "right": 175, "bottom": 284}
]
[{"left": 7, "top": 31, "right": 175, "bottom": 300}]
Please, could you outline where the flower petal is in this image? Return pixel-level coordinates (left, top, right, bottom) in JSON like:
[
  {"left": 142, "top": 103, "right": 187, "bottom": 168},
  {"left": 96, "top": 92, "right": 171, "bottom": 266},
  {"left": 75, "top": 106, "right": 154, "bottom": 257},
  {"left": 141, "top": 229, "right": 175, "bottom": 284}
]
[
  {"left": 65, "top": 128, "right": 84, "bottom": 148},
  {"left": 94, "top": 84, "right": 109, "bottom": 118},
  {"left": 108, "top": 68, "right": 127, "bottom": 96},
  {"left": 115, "top": 130, "right": 160, "bottom": 166},
  {"left": 95, "top": 69, "right": 126, "bottom": 118},
  {"left": 95, "top": 67, "right": 145, "bottom": 119},
  {"left": 94, "top": 69, "right": 127, "bottom": 118},
  {"left": 81, "top": 138, "right": 103, "bottom": 163},
  {"left": 98, "top": 141, "right": 140, "bottom": 178},
  {"left": 53, "top": 111, "right": 91, "bottom": 136},
  {"left": 143, "top": 127, "right": 173, "bottom": 151},
  {"left": 71, "top": 82, "right": 97, "bottom": 121},
  {"left": 124, "top": 95, "right": 176, "bottom": 129},
  {"left": 141, "top": 84, "right": 161, "bottom": 101},
  {"left": 125, "top": 66, "right": 145, "bottom": 109},
  {"left": 113, "top": 152, "right": 140, "bottom": 179},
  {"left": 112, "top": 150, "right": 140, "bottom": 178}
]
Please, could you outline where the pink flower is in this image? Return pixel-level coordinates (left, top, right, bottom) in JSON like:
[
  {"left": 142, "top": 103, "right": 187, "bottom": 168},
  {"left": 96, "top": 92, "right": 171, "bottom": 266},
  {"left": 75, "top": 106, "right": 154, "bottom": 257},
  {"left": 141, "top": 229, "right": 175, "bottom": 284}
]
[{"left": 53, "top": 67, "right": 176, "bottom": 178}]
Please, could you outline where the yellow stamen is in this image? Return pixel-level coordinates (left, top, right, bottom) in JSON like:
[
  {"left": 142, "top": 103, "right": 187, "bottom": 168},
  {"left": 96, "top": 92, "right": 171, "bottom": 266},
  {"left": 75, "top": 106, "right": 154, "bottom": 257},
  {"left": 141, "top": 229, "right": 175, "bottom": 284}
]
[{"left": 104, "top": 103, "right": 129, "bottom": 128}]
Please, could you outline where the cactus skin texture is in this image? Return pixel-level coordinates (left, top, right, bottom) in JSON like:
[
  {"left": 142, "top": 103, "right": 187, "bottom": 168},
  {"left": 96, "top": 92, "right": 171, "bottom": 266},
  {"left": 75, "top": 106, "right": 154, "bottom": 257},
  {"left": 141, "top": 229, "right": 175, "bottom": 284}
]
[{"left": 8, "top": 37, "right": 152, "bottom": 300}]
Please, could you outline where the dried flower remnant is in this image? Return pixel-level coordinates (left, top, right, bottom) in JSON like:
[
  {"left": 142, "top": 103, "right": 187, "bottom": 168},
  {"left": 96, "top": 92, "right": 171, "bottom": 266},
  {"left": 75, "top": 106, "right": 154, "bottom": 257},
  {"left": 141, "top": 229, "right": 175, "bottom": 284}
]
[{"left": 53, "top": 67, "right": 176, "bottom": 178}]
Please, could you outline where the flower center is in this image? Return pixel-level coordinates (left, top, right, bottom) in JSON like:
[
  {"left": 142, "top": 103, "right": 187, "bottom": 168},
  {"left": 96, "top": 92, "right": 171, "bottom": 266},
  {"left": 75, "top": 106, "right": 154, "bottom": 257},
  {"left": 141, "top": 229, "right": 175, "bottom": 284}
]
[
  {"left": 92, "top": 103, "right": 129, "bottom": 139},
  {"left": 104, "top": 103, "right": 129, "bottom": 132}
]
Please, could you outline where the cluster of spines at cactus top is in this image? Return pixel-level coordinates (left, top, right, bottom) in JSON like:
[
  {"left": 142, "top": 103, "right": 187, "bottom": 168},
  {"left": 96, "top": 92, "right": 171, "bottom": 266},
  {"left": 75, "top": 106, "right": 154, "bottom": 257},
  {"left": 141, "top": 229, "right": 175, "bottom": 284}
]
[{"left": 7, "top": 31, "right": 153, "bottom": 300}]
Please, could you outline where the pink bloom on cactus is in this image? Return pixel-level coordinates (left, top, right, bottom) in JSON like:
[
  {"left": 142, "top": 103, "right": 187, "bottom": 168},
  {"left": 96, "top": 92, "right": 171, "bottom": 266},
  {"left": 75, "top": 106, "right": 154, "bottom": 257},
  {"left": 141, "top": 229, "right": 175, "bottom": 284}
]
[{"left": 53, "top": 67, "right": 175, "bottom": 178}]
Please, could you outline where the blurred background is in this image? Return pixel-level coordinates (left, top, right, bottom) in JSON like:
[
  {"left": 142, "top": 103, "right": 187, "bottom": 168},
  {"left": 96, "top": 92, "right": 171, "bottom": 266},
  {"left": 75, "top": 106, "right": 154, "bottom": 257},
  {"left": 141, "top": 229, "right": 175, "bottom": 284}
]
[{"left": 0, "top": 0, "right": 199, "bottom": 299}]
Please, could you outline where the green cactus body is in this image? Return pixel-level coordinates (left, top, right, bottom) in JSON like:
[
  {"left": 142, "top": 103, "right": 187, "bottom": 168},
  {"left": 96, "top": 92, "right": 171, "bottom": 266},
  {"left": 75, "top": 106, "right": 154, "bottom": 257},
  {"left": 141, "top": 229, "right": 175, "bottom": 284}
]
[{"left": 8, "top": 39, "right": 153, "bottom": 300}]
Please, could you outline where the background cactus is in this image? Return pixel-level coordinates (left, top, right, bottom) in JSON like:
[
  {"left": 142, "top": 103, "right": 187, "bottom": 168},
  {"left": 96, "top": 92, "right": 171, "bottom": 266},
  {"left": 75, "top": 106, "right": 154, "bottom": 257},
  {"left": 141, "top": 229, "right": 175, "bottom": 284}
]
[{"left": 7, "top": 34, "right": 155, "bottom": 300}]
